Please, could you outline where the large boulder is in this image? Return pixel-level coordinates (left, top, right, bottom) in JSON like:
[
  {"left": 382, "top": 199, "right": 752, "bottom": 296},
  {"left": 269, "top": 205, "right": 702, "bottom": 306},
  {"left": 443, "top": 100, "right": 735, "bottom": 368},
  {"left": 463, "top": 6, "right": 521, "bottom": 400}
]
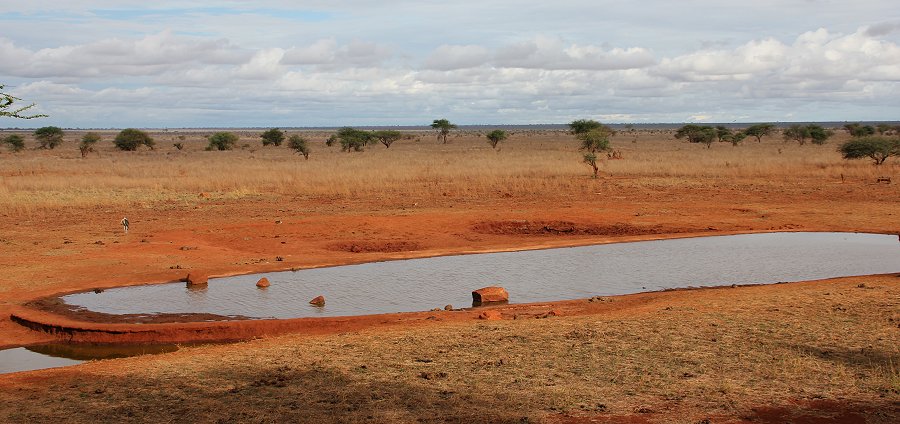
[
  {"left": 185, "top": 272, "right": 208, "bottom": 286},
  {"left": 256, "top": 277, "right": 270, "bottom": 288},
  {"left": 309, "top": 295, "right": 325, "bottom": 306},
  {"left": 472, "top": 286, "right": 508, "bottom": 305}
]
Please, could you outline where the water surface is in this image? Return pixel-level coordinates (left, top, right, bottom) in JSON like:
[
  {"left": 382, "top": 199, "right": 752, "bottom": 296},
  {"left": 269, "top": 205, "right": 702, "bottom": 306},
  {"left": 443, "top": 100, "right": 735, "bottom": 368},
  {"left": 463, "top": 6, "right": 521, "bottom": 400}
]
[{"left": 63, "top": 232, "right": 900, "bottom": 320}]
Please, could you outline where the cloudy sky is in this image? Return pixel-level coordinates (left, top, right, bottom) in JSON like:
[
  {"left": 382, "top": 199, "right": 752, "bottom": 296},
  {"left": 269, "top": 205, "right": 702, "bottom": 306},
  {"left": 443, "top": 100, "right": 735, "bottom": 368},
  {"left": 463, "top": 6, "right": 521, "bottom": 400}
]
[{"left": 1, "top": 1, "right": 899, "bottom": 128}]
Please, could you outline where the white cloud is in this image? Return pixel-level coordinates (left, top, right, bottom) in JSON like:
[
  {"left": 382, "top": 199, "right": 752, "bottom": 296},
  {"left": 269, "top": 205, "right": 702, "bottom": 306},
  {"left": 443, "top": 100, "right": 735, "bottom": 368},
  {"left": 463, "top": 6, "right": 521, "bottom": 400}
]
[
  {"left": 423, "top": 45, "right": 491, "bottom": 70},
  {"left": 493, "top": 36, "right": 655, "bottom": 70}
]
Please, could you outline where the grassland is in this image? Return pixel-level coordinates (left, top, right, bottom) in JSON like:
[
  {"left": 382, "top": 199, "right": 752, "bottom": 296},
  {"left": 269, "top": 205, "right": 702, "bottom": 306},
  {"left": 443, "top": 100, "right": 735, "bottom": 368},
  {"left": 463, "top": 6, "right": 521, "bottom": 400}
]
[{"left": 0, "top": 128, "right": 892, "bottom": 213}]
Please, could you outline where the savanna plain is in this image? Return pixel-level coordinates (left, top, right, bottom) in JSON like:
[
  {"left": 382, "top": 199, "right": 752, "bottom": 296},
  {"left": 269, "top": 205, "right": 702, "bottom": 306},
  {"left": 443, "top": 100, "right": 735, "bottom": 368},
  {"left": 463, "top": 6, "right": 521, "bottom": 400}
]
[{"left": 0, "top": 128, "right": 898, "bottom": 423}]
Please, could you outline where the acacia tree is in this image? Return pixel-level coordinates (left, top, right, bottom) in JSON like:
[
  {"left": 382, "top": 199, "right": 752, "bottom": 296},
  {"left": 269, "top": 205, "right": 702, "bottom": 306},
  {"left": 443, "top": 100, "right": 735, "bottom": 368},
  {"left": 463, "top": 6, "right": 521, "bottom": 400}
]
[
  {"left": 287, "top": 134, "right": 311, "bottom": 159},
  {"left": 327, "top": 127, "right": 373, "bottom": 152},
  {"left": 34, "top": 126, "right": 65, "bottom": 149},
  {"left": 783, "top": 124, "right": 832, "bottom": 145},
  {"left": 579, "top": 128, "right": 612, "bottom": 178},
  {"left": 844, "top": 123, "right": 875, "bottom": 138},
  {"left": 372, "top": 130, "right": 402, "bottom": 148},
  {"left": 743, "top": 123, "right": 776, "bottom": 143},
  {"left": 260, "top": 128, "right": 285, "bottom": 146},
  {"left": 3, "top": 134, "right": 25, "bottom": 152},
  {"left": 714, "top": 126, "right": 733, "bottom": 143},
  {"left": 839, "top": 137, "right": 900, "bottom": 165},
  {"left": 431, "top": 119, "right": 456, "bottom": 144},
  {"left": 79, "top": 132, "right": 101, "bottom": 157},
  {"left": 568, "top": 119, "right": 606, "bottom": 135},
  {"left": 729, "top": 131, "right": 748, "bottom": 146},
  {"left": 114, "top": 128, "right": 155, "bottom": 151},
  {"left": 675, "top": 124, "right": 716, "bottom": 148},
  {"left": 485, "top": 129, "right": 508, "bottom": 149},
  {"left": 1, "top": 84, "right": 46, "bottom": 119}
]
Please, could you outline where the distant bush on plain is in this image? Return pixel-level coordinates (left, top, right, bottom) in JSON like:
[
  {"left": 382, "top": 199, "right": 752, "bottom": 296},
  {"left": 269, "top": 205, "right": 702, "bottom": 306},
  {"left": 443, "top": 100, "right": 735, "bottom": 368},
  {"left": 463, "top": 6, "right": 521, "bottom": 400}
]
[
  {"left": 34, "top": 126, "right": 64, "bottom": 149},
  {"left": 114, "top": 128, "right": 155, "bottom": 151},
  {"left": 3, "top": 134, "right": 25, "bottom": 152},
  {"left": 207, "top": 132, "right": 239, "bottom": 151},
  {"left": 261, "top": 128, "right": 285, "bottom": 147}
]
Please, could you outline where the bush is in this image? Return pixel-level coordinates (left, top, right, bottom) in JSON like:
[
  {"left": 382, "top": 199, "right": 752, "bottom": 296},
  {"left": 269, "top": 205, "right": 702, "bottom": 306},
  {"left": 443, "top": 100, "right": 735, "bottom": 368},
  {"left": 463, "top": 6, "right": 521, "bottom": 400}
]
[
  {"left": 839, "top": 137, "right": 900, "bottom": 165},
  {"left": 261, "top": 128, "right": 285, "bottom": 146},
  {"left": 486, "top": 129, "right": 508, "bottom": 149},
  {"left": 114, "top": 128, "right": 155, "bottom": 151},
  {"left": 3, "top": 134, "right": 25, "bottom": 152},
  {"left": 207, "top": 132, "right": 238, "bottom": 151},
  {"left": 34, "top": 126, "right": 64, "bottom": 149},
  {"left": 287, "top": 134, "right": 310, "bottom": 159},
  {"left": 79, "top": 132, "right": 101, "bottom": 157}
]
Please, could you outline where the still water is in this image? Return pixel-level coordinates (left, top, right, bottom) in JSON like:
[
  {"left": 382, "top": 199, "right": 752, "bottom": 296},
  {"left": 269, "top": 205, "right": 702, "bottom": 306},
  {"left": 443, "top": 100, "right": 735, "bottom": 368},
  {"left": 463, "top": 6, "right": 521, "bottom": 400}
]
[
  {"left": 61, "top": 232, "right": 900, "bottom": 320},
  {"left": 0, "top": 343, "right": 181, "bottom": 374}
]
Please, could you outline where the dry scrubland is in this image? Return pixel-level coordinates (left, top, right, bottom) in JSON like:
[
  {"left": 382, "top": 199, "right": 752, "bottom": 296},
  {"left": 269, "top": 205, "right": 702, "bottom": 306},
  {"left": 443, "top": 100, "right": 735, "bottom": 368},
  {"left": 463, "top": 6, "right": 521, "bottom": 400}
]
[
  {"left": 0, "top": 128, "right": 894, "bottom": 213},
  {"left": 0, "top": 128, "right": 898, "bottom": 423}
]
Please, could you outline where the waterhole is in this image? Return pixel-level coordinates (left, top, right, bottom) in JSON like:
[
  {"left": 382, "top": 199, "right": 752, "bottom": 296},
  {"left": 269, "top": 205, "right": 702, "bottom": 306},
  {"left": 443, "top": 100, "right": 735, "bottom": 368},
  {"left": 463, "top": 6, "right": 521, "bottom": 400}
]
[{"left": 60, "top": 232, "right": 900, "bottom": 320}]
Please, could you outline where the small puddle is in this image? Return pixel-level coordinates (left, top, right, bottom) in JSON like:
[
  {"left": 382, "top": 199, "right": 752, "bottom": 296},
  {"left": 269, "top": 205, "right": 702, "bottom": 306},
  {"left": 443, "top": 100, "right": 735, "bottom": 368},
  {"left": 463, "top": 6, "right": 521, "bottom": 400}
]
[
  {"left": 0, "top": 343, "right": 181, "bottom": 374},
  {"left": 59, "top": 232, "right": 900, "bottom": 320}
]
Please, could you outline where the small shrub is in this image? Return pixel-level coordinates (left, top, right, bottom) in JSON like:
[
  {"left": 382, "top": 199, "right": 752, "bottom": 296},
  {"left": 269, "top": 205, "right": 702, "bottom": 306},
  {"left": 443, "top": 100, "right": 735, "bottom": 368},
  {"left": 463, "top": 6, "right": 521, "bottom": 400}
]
[
  {"left": 287, "top": 134, "right": 311, "bottom": 159},
  {"left": 173, "top": 142, "right": 184, "bottom": 150},
  {"left": 486, "top": 129, "right": 508, "bottom": 149},
  {"left": 79, "top": 132, "right": 101, "bottom": 157},
  {"left": 114, "top": 129, "right": 155, "bottom": 151},
  {"left": 3, "top": 134, "right": 25, "bottom": 152},
  {"left": 207, "top": 132, "right": 238, "bottom": 151},
  {"left": 34, "top": 126, "right": 65, "bottom": 149},
  {"left": 261, "top": 128, "right": 285, "bottom": 146}
]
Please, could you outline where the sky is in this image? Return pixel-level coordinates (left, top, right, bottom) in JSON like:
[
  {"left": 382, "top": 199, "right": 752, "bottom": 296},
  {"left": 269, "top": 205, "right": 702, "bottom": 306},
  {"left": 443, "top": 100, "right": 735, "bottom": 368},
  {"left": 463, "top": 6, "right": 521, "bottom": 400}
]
[{"left": 1, "top": 1, "right": 899, "bottom": 128}]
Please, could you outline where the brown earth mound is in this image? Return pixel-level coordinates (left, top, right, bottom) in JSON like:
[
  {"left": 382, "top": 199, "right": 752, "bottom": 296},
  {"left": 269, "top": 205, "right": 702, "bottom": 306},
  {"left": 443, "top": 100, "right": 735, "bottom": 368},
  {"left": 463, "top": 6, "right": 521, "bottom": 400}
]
[{"left": 473, "top": 220, "right": 700, "bottom": 236}]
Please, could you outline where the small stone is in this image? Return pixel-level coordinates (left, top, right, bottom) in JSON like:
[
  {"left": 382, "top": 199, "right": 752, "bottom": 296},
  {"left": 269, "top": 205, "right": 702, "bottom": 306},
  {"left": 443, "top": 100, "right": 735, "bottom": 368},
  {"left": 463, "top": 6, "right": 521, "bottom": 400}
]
[
  {"left": 185, "top": 272, "right": 208, "bottom": 286},
  {"left": 309, "top": 295, "right": 325, "bottom": 306},
  {"left": 478, "top": 310, "right": 502, "bottom": 320},
  {"left": 256, "top": 277, "right": 270, "bottom": 288},
  {"left": 444, "top": 304, "right": 454, "bottom": 311}
]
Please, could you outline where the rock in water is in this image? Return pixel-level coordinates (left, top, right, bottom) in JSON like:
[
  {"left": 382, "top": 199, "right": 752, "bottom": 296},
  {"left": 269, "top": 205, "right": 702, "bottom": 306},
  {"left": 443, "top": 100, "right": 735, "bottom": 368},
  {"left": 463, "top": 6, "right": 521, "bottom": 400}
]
[
  {"left": 185, "top": 272, "right": 208, "bottom": 286},
  {"left": 309, "top": 295, "right": 325, "bottom": 306},
  {"left": 472, "top": 286, "right": 509, "bottom": 305},
  {"left": 256, "top": 277, "right": 270, "bottom": 288}
]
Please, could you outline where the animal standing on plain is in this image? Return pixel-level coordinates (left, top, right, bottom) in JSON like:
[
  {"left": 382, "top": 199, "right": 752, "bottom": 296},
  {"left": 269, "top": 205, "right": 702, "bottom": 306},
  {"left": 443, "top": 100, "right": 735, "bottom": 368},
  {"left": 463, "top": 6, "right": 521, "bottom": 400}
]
[{"left": 121, "top": 217, "right": 129, "bottom": 234}]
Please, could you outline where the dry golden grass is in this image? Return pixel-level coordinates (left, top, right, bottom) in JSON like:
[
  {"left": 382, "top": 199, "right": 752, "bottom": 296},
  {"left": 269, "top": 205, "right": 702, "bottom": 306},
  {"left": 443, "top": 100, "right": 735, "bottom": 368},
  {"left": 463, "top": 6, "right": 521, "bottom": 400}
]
[
  {"left": 1, "top": 129, "right": 894, "bottom": 214},
  {"left": 1, "top": 276, "right": 896, "bottom": 423}
]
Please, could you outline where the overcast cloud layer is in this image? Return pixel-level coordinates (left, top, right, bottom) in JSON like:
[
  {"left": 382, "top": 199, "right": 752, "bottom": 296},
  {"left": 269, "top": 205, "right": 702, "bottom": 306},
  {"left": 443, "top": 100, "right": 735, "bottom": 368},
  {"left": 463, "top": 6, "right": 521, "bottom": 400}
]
[{"left": 1, "top": 1, "right": 899, "bottom": 127}]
